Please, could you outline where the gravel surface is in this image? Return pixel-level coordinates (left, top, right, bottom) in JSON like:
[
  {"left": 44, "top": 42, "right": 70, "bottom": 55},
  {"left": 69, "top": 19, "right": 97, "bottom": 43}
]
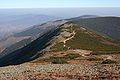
[{"left": 0, "top": 63, "right": 120, "bottom": 80}]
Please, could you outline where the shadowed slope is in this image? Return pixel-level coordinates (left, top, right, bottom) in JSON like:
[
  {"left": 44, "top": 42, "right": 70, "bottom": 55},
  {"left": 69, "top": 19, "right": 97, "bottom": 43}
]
[{"left": 0, "top": 27, "right": 61, "bottom": 67}]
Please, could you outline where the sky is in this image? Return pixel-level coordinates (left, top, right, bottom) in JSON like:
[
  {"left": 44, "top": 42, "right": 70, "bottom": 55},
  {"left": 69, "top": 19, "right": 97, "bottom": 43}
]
[{"left": 0, "top": 0, "right": 120, "bottom": 8}]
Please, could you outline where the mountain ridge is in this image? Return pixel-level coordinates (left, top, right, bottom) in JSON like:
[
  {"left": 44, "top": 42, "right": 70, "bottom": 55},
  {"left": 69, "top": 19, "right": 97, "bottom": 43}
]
[
  {"left": 0, "top": 16, "right": 120, "bottom": 66},
  {"left": 69, "top": 16, "right": 120, "bottom": 40}
]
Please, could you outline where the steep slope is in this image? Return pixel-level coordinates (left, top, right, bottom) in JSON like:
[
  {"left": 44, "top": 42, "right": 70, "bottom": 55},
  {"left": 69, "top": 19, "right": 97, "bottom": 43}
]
[
  {"left": 0, "top": 20, "right": 66, "bottom": 66},
  {"left": 68, "top": 17, "right": 120, "bottom": 40},
  {"left": 0, "top": 20, "right": 66, "bottom": 53},
  {"left": 0, "top": 27, "right": 61, "bottom": 66}
]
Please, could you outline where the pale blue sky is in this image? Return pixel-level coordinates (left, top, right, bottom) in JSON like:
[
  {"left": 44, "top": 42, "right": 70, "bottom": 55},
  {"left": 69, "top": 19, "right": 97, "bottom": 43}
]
[{"left": 0, "top": 0, "right": 120, "bottom": 8}]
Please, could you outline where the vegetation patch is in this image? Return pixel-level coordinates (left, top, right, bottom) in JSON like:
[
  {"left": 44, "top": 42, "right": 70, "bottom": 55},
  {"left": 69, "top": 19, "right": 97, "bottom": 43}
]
[
  {"left": 51, "top": 42, "right": 67, "bottom": 51},
  {"left": 33, "top": 53, "right": 80, "bottom": 64},
  {"left": 64, "top": 53, "right": 80, "bottom": 60},
  {"left": 102, "top": 59, "right": 117, "bottom": 64},
  {"left": 50, "top": 57, "right": 68, "bottom": 64},
  {"left": 87, "top": 57, "right": 103, "bottom": 61},
  {"left": 65, "top": 24, "right": 120, "bottom": 51},
  {"left": 66, "top": 30, "right": 120, "bottom": 51},
  {"left": 32, "top": 57, "right": 67, "bottom": 64},
  {"left": 48, "top": 53, "right": 80, "bottom": 64},
  {"left": 91, "top": 51, "right": 120, "bottom": 55}
]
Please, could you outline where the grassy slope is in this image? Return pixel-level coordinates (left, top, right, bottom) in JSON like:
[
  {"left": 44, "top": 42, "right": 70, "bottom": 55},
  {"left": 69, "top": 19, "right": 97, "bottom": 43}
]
[
  {"left": 51, "top": 23, "right": 120, "bottom": 52},
  {"left": 70, "top": 17, "right": 120, "bottom": 40}
]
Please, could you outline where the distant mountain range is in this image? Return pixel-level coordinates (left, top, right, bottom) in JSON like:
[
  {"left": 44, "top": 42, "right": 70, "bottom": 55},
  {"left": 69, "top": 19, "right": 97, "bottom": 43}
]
[
  {"left": 0, "top": 14, "right": 58, "bottom": 40},
  {"left": 0, "top": 15, "right": 120, "bottom": 66}
]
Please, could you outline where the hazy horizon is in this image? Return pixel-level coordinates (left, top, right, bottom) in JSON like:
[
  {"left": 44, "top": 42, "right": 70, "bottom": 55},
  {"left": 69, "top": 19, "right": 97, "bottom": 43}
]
[
  {"left": 0, "top": 7, "right": 120, "bottom": 18},
  {"left": 0, "top": 7, "right": 120, "bottom": 40}
]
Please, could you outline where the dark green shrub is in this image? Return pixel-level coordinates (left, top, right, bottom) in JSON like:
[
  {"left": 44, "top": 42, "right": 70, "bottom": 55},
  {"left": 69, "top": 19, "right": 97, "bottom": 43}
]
[
  {"left": 87, "top": 57, "right": 103, "bottom": 61},
  {"left": 50, "top": 57, "right": 67, "bottom": 64},
  {"left": 102, "top": 59, "right": 117, "bottom": 64},
  {"left": 64, "top": 53, "right": 80, "bottom": 60}
]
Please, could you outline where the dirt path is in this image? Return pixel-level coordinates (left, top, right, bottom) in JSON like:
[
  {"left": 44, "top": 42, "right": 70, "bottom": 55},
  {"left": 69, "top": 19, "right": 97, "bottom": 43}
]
[{"left": 63, "top": 31, "right": 75, "bottom": 47}]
